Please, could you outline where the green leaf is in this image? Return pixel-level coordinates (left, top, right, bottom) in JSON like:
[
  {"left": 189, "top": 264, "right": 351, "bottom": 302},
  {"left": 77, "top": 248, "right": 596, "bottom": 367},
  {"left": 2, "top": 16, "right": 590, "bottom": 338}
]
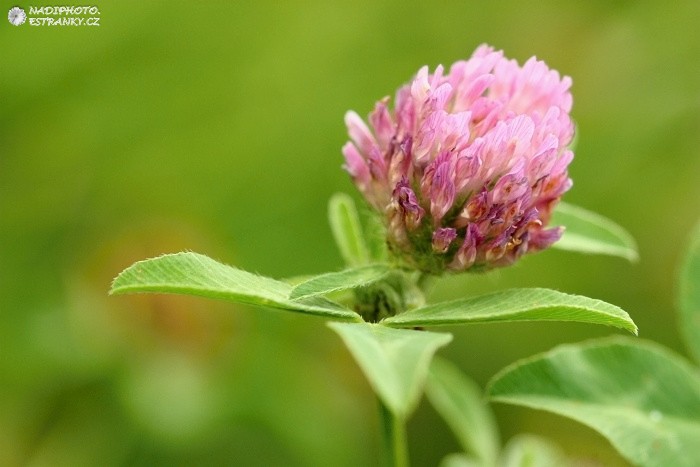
[
  {"left": 500, "top": 435, "right": 566, "bottom": 467},
  {"left": 364, "top": 208, "right": 389, "bottom": 262},
  {"left": 551, "top": 202, "right": 639, "bottom": 262},
  {"left": 328, "top": 322, "right": 452, "bottom": 419},
  {"left": 426, "top": 358, "right": 500, "bottom": 466},
  {"left": 290, "top": 264, "right": 390, "bottom": 300},
  {"left": 382, "top": 288, "right": 637, "bottom": 335},
  {"left": 110, "top": 252, "right": 361, "bottom": 321},
  {"left": 439, "top": 453, "right": 484, "bottom": 467},
  {"left": 679, "top": 220, "right": 700, "bottom": 365},
  {"left": 329, "top": 193, "right": 370, "bottom": 267},
  {"left": 488, "top": 337, "right": 700, "bottom": 467}
]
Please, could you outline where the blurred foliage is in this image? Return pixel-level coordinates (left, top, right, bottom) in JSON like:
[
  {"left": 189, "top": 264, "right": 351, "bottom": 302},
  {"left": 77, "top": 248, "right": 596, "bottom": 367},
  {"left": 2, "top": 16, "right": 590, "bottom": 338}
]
[{"left": 1, "top": 0, "right": 698, "bottom": 465}]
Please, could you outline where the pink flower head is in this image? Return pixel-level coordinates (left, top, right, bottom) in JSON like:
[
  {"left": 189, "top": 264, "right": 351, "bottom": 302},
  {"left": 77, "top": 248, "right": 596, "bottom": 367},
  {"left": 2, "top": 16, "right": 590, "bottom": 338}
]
[{"left": 343, "top": 44, "right": 574, "bottom": 273}]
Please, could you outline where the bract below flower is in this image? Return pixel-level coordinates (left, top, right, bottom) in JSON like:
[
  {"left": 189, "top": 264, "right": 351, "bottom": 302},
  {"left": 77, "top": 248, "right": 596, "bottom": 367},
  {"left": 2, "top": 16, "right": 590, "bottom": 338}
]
[{"left": 343, "top": 44, "right": 574, "bottom": 273}]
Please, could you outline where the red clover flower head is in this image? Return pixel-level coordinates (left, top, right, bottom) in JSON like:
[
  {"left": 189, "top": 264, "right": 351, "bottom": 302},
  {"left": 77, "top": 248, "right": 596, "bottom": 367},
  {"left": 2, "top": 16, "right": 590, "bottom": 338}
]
[{"left": 343, "top": 45, "right": 574, "bottom": 273}]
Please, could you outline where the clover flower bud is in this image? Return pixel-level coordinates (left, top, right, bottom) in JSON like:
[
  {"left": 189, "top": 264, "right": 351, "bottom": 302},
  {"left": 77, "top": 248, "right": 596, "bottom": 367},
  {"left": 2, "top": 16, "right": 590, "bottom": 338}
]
[{"left": 343, "top": 44, "right": 574, "bottom": 273}]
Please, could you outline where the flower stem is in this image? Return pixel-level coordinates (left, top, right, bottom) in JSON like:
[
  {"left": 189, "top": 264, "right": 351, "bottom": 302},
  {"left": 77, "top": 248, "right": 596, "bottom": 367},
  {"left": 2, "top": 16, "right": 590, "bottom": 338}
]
[{"left": 378, "top": 398, "right": 409, "bottom": 467}]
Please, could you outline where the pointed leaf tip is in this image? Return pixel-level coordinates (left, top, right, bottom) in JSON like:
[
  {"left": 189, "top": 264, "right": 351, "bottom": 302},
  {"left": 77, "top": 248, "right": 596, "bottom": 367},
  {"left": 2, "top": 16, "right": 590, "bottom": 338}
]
[
  {"left": 552, "top": 202, "right": 639, "bottom": 262},
  {"left": 383, "top": 288, "right": 637, "bottom": 335}
]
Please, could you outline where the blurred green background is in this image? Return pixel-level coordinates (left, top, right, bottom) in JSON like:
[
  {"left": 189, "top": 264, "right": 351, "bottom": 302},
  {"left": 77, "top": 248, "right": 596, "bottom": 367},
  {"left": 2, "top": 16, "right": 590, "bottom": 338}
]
[{"left": 1, "top": 1, "right": 699, "bottom": 465}]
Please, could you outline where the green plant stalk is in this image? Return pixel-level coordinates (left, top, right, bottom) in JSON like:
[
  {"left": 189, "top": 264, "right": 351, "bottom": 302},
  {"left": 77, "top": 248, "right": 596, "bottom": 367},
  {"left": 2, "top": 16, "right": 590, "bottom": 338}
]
[{"left": 379, "top": 398, "right": 409, "bottom": 467}]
